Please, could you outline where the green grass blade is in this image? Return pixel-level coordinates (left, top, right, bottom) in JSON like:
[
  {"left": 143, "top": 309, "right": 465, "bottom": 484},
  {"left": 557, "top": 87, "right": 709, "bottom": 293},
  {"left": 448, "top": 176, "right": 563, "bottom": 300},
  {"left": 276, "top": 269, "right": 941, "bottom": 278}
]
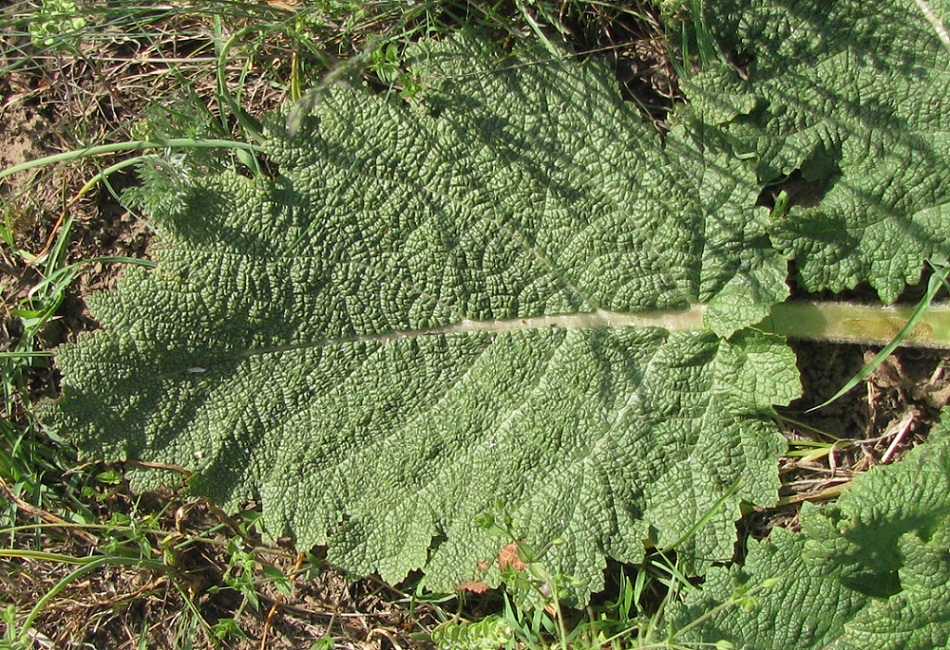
[
  {"left": 0, "top": 352, "right": 53, "bottom": 360},
  {"left": 662, "top": 478, "right": 742, "bottom": 553},
  {"left": 16, "top": 554, "right": 169, "bottom": 644},
  {"left": 0, "top": 139, "right": 263, "bottom": 180}
]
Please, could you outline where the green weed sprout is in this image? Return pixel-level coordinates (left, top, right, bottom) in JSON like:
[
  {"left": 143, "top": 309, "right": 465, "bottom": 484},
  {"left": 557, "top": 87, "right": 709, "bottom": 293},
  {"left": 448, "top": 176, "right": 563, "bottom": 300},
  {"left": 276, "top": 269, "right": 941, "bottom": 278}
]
[{"left": 28, "top": 0, "right": 86, "bottom": 49}]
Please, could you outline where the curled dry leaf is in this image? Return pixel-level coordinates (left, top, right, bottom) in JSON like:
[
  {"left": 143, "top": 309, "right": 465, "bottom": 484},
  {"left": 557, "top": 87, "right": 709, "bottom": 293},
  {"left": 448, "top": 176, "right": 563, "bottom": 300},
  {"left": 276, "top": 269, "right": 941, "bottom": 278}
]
[
  {"left": 456, "top": 580, "right": 491, "bottom": 594},
  {"left": 498, "top": 541, "right": 527, "bottom": 572}
]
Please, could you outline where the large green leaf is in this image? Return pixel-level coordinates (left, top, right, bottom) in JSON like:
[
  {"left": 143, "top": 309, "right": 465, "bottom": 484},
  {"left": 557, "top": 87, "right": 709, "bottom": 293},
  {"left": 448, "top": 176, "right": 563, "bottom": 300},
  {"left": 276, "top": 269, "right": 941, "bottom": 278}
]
[
  {"left": 45, "top": 37, "right": 797, "bottom": 600},
  {"left": 674, "top": 409, "right": 950, "bottom": 649}
]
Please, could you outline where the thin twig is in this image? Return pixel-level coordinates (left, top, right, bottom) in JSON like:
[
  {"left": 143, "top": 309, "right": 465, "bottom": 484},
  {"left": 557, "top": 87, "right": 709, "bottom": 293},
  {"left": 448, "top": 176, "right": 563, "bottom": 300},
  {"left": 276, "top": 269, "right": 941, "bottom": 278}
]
[
  {"left": 260, "top": 551, "right": 307, "bottom": 650},
  {"left": 880, "top": 410, "right": 918, "bottom": 464},
  {"left": 777, "top": 481, "right": 851, "bottom": 505}
]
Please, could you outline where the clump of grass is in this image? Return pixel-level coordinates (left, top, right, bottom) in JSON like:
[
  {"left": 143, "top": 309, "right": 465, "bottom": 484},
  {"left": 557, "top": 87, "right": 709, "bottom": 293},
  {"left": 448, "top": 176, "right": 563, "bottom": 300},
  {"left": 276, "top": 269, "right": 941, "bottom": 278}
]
[{"left": 0, "top": 491, "right": 434, "bottom": 648}]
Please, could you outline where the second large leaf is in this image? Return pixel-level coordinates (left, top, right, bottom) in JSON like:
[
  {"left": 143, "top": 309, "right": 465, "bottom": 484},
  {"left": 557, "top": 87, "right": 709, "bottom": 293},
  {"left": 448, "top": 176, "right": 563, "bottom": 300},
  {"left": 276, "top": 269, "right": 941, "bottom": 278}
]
[
  {"left": 683, "top": 0, "right": 950, "bottom": 300},
  {"left": 46, "top": 38, "right": 799, "bottom": 600}
]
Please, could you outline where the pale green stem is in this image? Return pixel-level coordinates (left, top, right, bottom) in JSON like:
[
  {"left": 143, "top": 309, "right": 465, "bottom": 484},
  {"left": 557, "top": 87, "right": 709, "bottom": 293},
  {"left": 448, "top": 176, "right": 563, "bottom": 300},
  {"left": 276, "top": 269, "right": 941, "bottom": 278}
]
[{"left": 762, "top": 301, "right": 950, "bottom": 349}]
